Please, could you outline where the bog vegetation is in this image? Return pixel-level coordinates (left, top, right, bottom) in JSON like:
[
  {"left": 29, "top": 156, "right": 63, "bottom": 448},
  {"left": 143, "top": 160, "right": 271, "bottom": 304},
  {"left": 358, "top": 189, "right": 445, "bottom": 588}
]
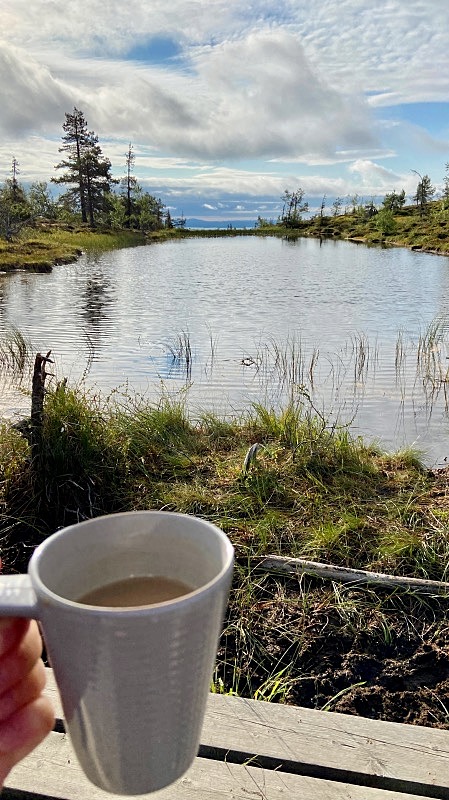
[{"left": 0, "top": 332, "right": 449, "bottom": 725}]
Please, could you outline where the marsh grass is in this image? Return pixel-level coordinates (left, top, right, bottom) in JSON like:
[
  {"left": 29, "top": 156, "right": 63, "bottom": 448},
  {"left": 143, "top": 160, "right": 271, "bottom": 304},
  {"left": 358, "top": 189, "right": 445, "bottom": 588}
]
[
  {"left": 416, "top": 318, "right": 449, "bottom": 409},
  {"left": 242, "top": 324, "right": 449, "bottom": 426},
  {"left": 299, "top": 199, "right": 449, "bottom": 253},
  {"left": 0, "top": 328, "right": 33, "bottom": 380},
  {"left": 0, "top": 380, "right": 439, "bottom": 573},
  {"left": 1, "top": 378, "right": 449, "bottom": 721},
  {"left": 165, "top": 331, "right": 193, "bottom": 378}
]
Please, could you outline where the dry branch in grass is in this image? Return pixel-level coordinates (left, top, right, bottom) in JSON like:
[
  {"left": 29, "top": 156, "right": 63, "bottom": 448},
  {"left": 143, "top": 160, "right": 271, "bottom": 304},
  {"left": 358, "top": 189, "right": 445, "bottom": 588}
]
[{"left": 255, "top": 554, "right": 449, "bottom": 594}]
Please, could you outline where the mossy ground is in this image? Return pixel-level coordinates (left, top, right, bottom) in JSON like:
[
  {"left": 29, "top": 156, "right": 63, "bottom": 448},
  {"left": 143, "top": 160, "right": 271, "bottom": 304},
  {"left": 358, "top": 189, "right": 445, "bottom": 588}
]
[
  {"left": 288, "top": 202, "right": 449, "bottom": 254},
  {"left": 0, "top": 225, "right": 147, "bottom": 271}
]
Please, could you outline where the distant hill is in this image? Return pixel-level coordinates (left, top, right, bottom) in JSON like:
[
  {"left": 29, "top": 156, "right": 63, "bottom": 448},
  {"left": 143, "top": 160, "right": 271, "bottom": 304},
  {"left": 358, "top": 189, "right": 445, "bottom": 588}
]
[{"left": 186, "top": 218, "right": 257, "bottom": 230}]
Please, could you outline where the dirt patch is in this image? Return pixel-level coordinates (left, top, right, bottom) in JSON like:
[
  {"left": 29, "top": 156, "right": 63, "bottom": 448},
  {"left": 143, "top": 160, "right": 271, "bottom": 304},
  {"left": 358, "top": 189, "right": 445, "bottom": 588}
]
[
  {"left": 216, "top": 573, "right": 449, "bottom": 728},
  {"left": 296, "top": 637, "right": 449, "bottom": 727}
]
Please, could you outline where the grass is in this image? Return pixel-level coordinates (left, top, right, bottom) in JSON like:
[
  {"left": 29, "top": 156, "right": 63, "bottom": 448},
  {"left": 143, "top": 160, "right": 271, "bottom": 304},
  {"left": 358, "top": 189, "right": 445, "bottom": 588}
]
[
  {"left": 0, "top": 224, "right": 146, "bottom": 271},
  {"left": 165, "top": 331, "right": 194, "bottom": 378},
  {"left": 1, "top": 215, "right": 448, "bottom": 721},
  {"left": 1, "top": 379, "right": 443, "bottom": 575},
  {"left": 1, "top": 371, "right": 448, "bottom": 723},
  {"left": 252, "top": 200, "right": 449, "bottom": 255},
  {"left": 298, "top": 201, "right": 449, "bottom": 253},
  {"left": 0, "top": 327, "right": 33, "bottom": 378}
]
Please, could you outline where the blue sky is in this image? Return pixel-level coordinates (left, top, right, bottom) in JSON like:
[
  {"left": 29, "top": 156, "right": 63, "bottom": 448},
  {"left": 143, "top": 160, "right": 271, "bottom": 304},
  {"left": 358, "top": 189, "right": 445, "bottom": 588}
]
[{"left": 1, "top": 0, "right": 449, "bottom": 222}]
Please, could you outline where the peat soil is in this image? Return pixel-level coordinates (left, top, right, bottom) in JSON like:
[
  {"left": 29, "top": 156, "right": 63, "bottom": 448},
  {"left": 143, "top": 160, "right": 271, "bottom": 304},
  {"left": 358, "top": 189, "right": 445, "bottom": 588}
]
[
  {"left": 217, "top": 573, "right": 449, "bottom": 728},
  {"left": 295, "top": 630, "right": 449, "bottom": 727}
]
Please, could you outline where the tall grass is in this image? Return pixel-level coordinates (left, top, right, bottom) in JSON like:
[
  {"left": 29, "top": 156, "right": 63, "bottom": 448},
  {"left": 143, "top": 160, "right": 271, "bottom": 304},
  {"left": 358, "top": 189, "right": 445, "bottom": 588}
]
[
  {"left": 0, "top": 328, "right": 33, "bottom": 380},
  {"left": 25, "top": 226, "right": 146, "bottom": 253},
  {"left": 235, "top": 323, "right": 449, "bottom": 426},
  {"left": 416, "top": 318, "right": 449, "bottom": 402},
  {"left": 1, "top": 380, "right": 440, "bottom": 578},
  {"left": 0, "top": 226, "right": 146, "bottom": 271}
]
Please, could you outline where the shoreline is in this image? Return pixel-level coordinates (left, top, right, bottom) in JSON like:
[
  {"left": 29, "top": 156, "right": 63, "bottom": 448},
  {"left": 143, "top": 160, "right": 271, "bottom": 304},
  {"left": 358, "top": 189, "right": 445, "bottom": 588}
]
[{"left": 1, "top": 207, "right": 449, "bottom": 272}]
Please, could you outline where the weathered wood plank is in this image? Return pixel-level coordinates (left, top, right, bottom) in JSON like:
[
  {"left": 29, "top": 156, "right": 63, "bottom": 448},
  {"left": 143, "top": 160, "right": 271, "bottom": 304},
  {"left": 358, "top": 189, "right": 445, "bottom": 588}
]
[
  {"left": 202, "top": 693, "right": 449, "bottom": 795},
  {"left": 4, "top": 730, "right": 429, "bottom": 800},
  {"left": 42, "top": 668, "right": 449, "bottom": 797}
]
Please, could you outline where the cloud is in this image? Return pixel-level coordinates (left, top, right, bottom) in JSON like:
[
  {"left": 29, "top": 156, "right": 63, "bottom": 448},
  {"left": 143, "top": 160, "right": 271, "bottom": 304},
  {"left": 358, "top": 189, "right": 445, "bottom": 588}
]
[
  {"left": 377, "top": 119, "right": 449, "bottom": 156},
  {"left": 0, "top": 42, "right": 75, "bottom": 137},
  {"left": 0, "top": 26, "right": 376, "bottom": 162},
  {"left": 0, "top": 0, "right": 447, "bottom": 208},
  {"left": 174, "top": 30, "right": 375, "bottom": 159},
  {"left": 137, "top": 166, "right": 352, "bottom": 199},
  {"left": 295, "top": 0, "right": 449, "bottom": 104},
  {"left": 0, "top": 136, "right": 59, "bottom": 181},
  {"left": 3, "top": 0, "right": 290, "bottom": 55},
  {"left": 269, "top": 148, "right": 397, "bottom": 166},
  {"left": 348, "top": 159, "right": 416, "bottom": 194}
]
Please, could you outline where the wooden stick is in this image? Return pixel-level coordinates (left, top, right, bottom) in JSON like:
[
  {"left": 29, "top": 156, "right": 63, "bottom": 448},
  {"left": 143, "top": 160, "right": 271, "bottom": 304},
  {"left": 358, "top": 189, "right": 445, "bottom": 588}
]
[
  {"left": 255, "top": 555, "right": 449, "bottom": 594},
  {"left": 30, "top": 350, "right": 53, "bottom": 461}
]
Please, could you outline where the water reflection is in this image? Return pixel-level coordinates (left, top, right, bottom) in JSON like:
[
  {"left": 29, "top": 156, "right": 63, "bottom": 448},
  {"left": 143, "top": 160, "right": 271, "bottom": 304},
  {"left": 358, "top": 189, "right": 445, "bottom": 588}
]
[
  {"left": 80, "top": 269, "right": 115, "bottom": 361},
  {"left": 0, "top": 276, "right": 8, "bottom": 321},
  {"left": 82, "top": 273, "right": 113, "bottom": 327},
  {"left": 1, "top": 237, "right": 449, "bottom": 465}
]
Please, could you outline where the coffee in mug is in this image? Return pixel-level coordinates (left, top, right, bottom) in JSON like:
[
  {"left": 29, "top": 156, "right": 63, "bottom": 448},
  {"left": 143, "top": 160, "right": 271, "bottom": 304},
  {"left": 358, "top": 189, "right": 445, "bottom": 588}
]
[{"left": 77, "top": 574, "right": 193, "bottom": 606}]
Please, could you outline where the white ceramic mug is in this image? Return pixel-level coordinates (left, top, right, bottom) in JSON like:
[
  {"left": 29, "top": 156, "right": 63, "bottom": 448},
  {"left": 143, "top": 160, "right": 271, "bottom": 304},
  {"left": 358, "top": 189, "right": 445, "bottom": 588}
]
[{"left": 0, "top": 511, "right": 234, "bottom": 795}]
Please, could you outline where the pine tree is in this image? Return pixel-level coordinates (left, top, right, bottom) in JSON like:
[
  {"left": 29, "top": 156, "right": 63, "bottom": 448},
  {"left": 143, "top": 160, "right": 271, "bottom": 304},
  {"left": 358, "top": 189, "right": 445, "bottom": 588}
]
[
  {"left": 52, "top": 108, "right": 116, "bottom": 225},
  {"left": 382, "top": 189, "right": 406, "bottom": 212},
  {"left": 52, "top": 108, "right": 89, "bottom": 221},
  {"left": 10, "top": 157, "right": 21, "bottom": 202},
  {"left": 412, "top": 171, "right": 435, "bottom": 217},
  {"left": 0, "top": 157, "right": 31, "bottom": 240},
  {"left": 280, "top": 188, "right": 308, "bottom": 227},
  {"left": 332, "top": 197, "right": 343, "bottom": 216},
  {"left": 83, "top": 132, "right": 116, "bottom": 226}
]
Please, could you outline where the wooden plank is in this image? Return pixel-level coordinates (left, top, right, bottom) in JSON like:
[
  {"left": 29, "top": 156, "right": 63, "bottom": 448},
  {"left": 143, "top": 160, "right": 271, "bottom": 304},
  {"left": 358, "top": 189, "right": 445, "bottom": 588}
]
[
  {"left": 43, "top": 668, "right": 449, "bottom": 796},
  {"left": 4, "top": 730, "right": 429, "bottom": 800},
  {"left": 202, "top": 693, "right": 449, "bottom": 796}
]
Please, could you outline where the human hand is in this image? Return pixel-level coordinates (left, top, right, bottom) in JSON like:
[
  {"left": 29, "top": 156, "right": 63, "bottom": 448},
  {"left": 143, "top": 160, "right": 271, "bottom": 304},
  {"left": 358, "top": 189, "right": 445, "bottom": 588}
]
[{"left": 0, "top": 617, "right": 55, "bottom": 786}]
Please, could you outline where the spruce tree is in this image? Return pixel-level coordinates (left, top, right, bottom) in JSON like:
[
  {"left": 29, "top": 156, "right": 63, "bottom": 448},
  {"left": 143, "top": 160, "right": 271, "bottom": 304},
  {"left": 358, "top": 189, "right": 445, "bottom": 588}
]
[{"left": 122, "top": 144, "right": 138, "bottom": 227}]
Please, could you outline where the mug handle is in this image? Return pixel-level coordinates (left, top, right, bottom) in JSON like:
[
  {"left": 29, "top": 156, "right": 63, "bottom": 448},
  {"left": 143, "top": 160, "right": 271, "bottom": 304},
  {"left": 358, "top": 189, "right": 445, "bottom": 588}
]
[{"left": 0, "top": 575, "right": 38, "bottom": 617}]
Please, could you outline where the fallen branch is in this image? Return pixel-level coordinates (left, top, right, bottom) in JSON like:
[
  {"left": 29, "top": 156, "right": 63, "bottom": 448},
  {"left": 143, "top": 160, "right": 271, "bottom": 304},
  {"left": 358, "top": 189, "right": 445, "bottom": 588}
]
[{"left": 255, "top": 554, "right": 449, "bottom": 595}]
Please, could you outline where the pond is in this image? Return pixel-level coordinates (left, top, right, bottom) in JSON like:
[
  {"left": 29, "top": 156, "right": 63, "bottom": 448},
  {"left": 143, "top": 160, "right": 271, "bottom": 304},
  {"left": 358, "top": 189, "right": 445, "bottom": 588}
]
[{"left": 1, "top": 234, "right": 449, "bottom": 467}]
